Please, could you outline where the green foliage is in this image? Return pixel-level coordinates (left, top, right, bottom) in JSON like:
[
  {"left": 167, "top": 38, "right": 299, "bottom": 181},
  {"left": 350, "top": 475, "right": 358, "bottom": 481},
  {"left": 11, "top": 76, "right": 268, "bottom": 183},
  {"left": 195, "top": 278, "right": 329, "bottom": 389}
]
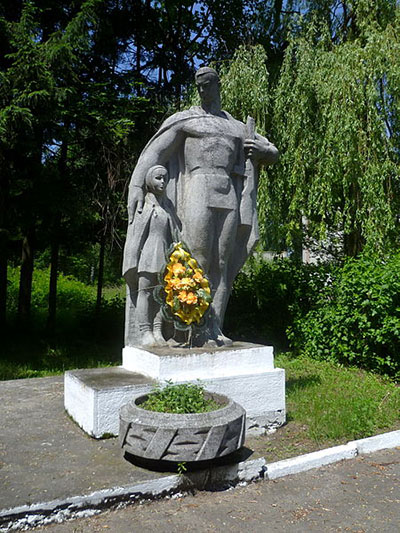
[
  {"left": 140, "top": 381, "right": 221, "bottom": 414},
  {"left": 289, "top": 252, "right": 400, "bottom": 377},
  {"left": 35, "top": 244, "right": 125, "bottom": 287},
  {"left": 278, "top": 353, "right": 400, "bottom": 441},
  {"left": 187, "top": 4, "right": 400, "bottom": 255},
  {"left": 219, "top": 45, "right": 270, "bottom": 134},
  {"left": 272, "top": 10, "right": 400, "bottom": 253},
  {"left": 225, "top": 255, "right": 333, "bottom": 350},
  {"left": 177, "top": 461, "right": 187, "bottom": 475},
  {"left": 1, "top": 266, "right": 125, "bottom": 381},
  {"left": 6, "top": 266, "right": 96, "bottom": 321}
]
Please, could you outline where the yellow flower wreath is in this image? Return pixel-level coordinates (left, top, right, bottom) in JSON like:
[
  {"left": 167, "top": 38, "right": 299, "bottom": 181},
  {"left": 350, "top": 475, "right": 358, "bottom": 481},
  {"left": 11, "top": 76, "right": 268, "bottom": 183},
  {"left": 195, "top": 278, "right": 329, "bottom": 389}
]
[{"left": 163, "top": 242, "right": 211, "bottom": 325}]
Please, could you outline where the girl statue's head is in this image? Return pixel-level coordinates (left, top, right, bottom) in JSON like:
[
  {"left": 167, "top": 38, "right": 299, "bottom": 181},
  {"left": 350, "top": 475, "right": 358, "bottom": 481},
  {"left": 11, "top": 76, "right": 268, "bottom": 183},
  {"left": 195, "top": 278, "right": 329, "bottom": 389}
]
[{"left": 145, "top": 165, "right": 168, "bottom": 196}]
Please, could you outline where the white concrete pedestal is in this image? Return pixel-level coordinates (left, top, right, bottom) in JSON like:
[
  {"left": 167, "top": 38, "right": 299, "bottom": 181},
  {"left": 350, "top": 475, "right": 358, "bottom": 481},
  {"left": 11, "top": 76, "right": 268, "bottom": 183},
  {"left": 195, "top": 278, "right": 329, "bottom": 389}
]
[{"left": 64, "top": 342, "right": 285, "bottom": 438}]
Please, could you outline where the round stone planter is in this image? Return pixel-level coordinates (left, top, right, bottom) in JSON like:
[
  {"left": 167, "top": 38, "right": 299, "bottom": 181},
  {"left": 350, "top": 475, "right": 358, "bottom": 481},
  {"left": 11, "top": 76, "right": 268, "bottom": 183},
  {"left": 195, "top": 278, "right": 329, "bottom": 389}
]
[{"left": 119, "top": 392, "right": 246, "bottom": 463}]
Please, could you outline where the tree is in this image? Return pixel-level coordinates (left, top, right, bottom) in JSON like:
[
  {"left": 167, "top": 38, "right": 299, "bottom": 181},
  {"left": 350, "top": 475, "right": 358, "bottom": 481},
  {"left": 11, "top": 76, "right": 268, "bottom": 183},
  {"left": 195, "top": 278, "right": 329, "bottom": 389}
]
[
  {"left": 0, "top": 1, "right": 59, "bottom": 324},
  {"left": 211, "top": 1, "right": 400, "bottom": 257},
  {"left": 272, "top": 1, "right": 400, "bottom": 255}
]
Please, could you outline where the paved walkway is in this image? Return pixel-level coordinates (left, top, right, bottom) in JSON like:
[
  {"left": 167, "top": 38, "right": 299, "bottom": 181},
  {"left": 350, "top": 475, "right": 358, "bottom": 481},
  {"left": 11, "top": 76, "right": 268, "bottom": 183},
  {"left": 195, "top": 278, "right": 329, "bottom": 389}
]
[
  {"left": 36, "top": 448, "right": 400, "bottom": 532},
  {"left": 0, "top": 376, "right": 166, "bottom": 511},
  {"left": 1, "top": 376, "right": 399, "bottom": 532}
]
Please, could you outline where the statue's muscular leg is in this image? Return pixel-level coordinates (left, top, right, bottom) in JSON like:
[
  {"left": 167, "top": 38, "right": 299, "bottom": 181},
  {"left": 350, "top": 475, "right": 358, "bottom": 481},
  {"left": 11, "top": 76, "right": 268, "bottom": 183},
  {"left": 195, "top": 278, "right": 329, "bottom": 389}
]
[
  {"left": 183, "top": 197, "right": 237, "bottom": 346},
  {"left": 211, "top": 208, "right": 237, "bottom": 345},
  {"left": 182, "top": 198, "right": 218, "bottom": 345},
  {"left": 182, "top": 198, "right": 213, "bottom": 275}
]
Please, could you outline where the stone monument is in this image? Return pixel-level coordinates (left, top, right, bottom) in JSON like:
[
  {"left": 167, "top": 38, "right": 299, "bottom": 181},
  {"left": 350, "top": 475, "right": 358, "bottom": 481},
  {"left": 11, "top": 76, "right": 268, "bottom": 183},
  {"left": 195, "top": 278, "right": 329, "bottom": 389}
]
[
  {"left": 123, "top": 66, "right": 279, "bottom": 348},
  {"left": 64, "top": 67, "right": 285, "bottom": 439}
]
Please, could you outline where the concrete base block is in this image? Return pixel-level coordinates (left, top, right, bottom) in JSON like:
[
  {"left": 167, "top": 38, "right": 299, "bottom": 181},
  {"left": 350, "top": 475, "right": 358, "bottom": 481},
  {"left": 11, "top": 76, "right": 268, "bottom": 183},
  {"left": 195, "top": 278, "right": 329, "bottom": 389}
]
[
  {"left": 64, "top": 343, "right": 286, "bottom": 438},
  {"left": 201, "top": 368, "right": 285, "bottom": 429},
  {"left": 64, "top": 368, "right": 156, "bottom": 438},
  {"left": 122, "top": 342, "right": 274, "bottom": 381}
]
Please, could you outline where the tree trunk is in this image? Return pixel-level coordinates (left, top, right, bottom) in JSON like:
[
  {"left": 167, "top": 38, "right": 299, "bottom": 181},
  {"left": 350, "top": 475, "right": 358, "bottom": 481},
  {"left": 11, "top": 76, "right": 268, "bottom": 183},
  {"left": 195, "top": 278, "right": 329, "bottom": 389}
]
[
  {"left": 344, "top": 229, "right": 363, "bottom": 257},
  {"left": 0, "top": 163, "right": 9, "bottom": 328},
  {"left": 0, "top": 231, "right": 8, "bottom": 328},
  {"left": 46, "top": 132, "right": 68, "bottom": 333},
  {"left": 344, "top": 182, "right": 363, "bottom": 257},
  {"left": 47, "top": 235, "right": 59, "bottom": 333},
  {"left": 96, "top": 231, "right": 106, "bottom": 313},
  {"left": 18, "top": 228, "right": 35, "bottom": 323},
  {"left": 291, "top": 215, "right": 303, "bottom": 263}
]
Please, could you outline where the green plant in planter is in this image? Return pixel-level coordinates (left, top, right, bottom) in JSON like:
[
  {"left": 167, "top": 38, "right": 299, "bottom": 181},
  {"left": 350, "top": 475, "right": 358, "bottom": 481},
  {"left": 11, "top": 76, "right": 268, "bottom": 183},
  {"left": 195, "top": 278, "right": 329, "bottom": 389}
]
[{"left": 140, "top": 381, "right": 221, "bottom": 414}]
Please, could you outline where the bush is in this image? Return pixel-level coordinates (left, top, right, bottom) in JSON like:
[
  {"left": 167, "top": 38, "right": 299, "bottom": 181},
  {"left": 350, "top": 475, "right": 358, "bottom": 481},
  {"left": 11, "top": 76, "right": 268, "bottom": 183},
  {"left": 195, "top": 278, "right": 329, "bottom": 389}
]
[
  {"left": 5, "top": 266, "right": 125, "bottom": 342},
  {"left": 225, "top": 255, "right": 333, "bottom": 350},
  {"left": 7, "top": 266, "right": 95, "bottom": 307},
  {"left": 289, "top": 252, "right": 400, "bottom": 377},
  {"left": 7, "top": 267, "right": 96, "bottom": 327}
]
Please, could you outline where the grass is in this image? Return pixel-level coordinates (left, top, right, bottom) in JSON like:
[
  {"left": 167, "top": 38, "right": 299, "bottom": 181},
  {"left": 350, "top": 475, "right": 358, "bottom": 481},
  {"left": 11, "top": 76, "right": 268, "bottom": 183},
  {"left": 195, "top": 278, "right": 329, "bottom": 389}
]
[
  {"left": 279, "top": 353, "right": 400, "bottom": 441},
  {"left": 246, "top": 353, "right": 400, "bottom": 463},
  {"left": 0, "top": 293, "right": 125, "bottom": 381}
]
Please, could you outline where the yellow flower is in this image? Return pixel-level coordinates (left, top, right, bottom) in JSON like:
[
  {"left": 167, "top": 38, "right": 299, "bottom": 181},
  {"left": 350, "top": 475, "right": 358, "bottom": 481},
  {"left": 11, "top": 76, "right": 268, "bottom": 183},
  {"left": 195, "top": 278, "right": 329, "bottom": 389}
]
[
  {"left": 163, "top": 242, "right": 212, "bottom": 325},
  {"left": 171, "top": 249, "right": 185, "bottom": 261},
  {"left": 200, "top": 278, "right": 210, "bottom": 290},
  {"left": 188, "top": 258, "right": 198, "bottom": 269},
  {"left": 178, "top": 277, "right": 196, "bottom": 290},
  {"left": 171, "top": 262, "right": 185, "bottom": 276},
  {"left": 192, "top": 271, "right": 204, "bottom": 284},
  {"left": 177, "top": 290, "right": 188, "bottom": 303},
  {"left": 170, "top": 243, "right": 189, "bottom": 262},
  {"left": 185, "top": 292, "right": 198, "bottom": 305},
  {"left": 167, "top": 278, "right": 182, "bottom": 290}
]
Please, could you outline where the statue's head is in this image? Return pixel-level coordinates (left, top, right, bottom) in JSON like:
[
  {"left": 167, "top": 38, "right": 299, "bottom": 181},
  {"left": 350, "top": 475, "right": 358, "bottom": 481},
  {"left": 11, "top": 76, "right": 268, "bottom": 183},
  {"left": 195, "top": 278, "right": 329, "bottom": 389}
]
[
  {"left": 145, "top": 165, "right": 168, "bottom": 196},
  {"left": 195, "top": 67, "right": 220, "bottom": 106}
]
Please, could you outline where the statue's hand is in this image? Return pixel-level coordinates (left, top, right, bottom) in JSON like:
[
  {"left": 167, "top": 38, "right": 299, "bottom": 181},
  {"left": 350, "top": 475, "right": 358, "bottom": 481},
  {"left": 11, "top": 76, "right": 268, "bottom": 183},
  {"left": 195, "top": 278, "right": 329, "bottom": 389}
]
[
  {"left": 244, "top": 137, "right": 279, "bottom": 164},
  {"left": 244, "top": 138, "right": 264, "bottom": 160},
  {"left": 128, "top": 186, "right": 144, "bottom": 223}
]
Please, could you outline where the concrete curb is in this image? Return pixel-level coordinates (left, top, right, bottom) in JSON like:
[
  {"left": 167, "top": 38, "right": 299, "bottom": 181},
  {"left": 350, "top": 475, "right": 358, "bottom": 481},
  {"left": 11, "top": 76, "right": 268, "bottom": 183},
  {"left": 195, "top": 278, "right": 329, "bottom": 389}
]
[
  {"left": 0, "top": 459, "right": 266, "bottom": 532},
  {"left": 265, "top": 443, "right": 358, "bottom": 480},
  {"left": 264, "top": 430, "right": 400, "bottom": 480},
  {"left": 1, "top": 430, "right": 400, "bottom": 532}
]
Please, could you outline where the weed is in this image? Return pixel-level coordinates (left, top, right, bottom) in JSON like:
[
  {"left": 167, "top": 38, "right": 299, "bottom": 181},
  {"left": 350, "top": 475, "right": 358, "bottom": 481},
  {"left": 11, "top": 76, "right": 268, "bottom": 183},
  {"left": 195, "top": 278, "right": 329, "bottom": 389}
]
[
  {"left": 100, "top": 433, "right": 116, "bottom": 439},
  {"left": 140, "top": 381, "right": 221, "bottom": 414},
  {"left": 177, "top": 462, "right": 187, "bottom": 475}
]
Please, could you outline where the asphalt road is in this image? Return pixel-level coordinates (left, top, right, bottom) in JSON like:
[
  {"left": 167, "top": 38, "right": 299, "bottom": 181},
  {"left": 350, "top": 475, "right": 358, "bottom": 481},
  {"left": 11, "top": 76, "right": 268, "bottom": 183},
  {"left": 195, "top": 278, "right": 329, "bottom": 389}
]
[{"left": 36, "top": 447, "right": 400, "bottom": 533}]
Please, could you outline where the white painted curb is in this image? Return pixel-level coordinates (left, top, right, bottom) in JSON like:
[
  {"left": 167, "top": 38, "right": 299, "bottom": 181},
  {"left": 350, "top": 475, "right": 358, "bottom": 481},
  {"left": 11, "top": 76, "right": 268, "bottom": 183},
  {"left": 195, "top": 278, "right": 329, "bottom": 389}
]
[
  {"left": 266, "top": 443, "right": 357, "bottom": 480},
  {"left": 0, "top": 476, "right": 181, "bottom": 532},
  {"left": 1, "top": 429, "right": 400, "bottom": 531},
  {"left": 0, "top": 459, "right": 266, "bottom": 532},
  {"left": 266, "top": 429, "right": 400, "bottom": 480},
  {"left": 349, "top": 430, "right": 400, "bottom": 455}
]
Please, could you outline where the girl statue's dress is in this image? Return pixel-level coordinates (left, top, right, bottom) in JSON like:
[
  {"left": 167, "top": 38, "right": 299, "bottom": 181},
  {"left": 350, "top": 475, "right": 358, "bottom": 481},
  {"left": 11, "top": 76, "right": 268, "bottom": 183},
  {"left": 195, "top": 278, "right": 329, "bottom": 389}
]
[{"left": 123, "top": 166, "right": 180, "bottom": 346}]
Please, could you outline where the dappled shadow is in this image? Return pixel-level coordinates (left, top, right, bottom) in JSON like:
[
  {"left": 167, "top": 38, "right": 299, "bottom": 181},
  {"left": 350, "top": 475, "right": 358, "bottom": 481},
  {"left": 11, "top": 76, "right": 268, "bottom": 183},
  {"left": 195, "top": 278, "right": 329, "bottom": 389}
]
[{"left": 285, "top": 374, "right": 322, "bottom": 393}]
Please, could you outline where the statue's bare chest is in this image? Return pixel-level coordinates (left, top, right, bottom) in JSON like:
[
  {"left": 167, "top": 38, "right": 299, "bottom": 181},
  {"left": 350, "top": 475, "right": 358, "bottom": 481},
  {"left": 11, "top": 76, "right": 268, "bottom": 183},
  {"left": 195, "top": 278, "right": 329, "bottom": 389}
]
[
  {"left": 183, "top": 116, "right": 243, "bottom": 169},
  {"left": 184, "top": 115, "right": 241, "bottom": 141}
]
